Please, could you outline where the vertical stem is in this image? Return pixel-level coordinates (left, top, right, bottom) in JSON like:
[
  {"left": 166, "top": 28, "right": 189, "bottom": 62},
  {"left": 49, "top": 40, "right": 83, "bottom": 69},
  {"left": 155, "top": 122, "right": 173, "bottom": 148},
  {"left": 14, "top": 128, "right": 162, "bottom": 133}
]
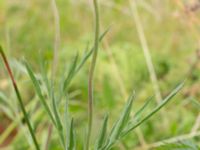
[
  {"left": 86, "top": 0, "right": 100, "bottom": 149},
  {"left": 0, "top": 46, "right": 40, "bottom": 150}
]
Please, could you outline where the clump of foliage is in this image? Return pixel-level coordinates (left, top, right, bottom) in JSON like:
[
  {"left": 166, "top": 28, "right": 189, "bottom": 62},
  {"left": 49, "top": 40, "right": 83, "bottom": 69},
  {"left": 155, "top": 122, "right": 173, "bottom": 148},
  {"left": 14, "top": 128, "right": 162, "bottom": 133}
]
[{"left": 0, "top": 0, "right": 185, "bottom": 149}]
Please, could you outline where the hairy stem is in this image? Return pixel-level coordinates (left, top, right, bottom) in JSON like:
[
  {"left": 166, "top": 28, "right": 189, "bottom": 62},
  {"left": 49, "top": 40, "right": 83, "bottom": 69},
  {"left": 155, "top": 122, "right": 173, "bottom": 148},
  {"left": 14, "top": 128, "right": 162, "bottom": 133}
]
[
  {"left": 86, "top": 0, "right": 100, "bottom": 149},
  {"left": 0, "top": 46, "right": 40, "bottom": 150}
]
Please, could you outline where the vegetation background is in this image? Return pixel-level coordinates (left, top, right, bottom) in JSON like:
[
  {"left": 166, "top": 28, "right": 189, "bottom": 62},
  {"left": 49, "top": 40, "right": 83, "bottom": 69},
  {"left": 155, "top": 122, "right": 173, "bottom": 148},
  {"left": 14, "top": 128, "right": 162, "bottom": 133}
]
[{"left": 0, "top": 0, "right": 200, "bottom": 149}]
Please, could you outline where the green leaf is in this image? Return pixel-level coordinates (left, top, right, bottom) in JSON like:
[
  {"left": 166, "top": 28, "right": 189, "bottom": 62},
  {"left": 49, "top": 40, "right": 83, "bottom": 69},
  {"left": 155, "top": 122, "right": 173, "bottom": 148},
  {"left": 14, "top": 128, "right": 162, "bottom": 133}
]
[
  {"left": 99, "top": 26, "right": 111, "bottom": 42},
  {"left": 75, "top": 27, "right": 111, "bottom": 74},
  {"left": 157, "top": 140, "right": 199, "bottom": 150},
  {"left": 26, "top": 61, "right": 65, "bottom": 148},
  {"left": 25, "top": 62, "right": 56, "bottom": 126},
  {"left": 125, "top": 96, "right": 153, "bottom": 129},
  {"left": 67, "top": 118, "right": 76, "bottom": 150},
  {"left": 104, "top": 91, "right": 135, "bottom": 149},
  {"left": 50, "top": 85, "right": 65, "bottom": 148},
  {"left": 63, "top": 53, "right": 79, "bottom": 91},
  {"left": 121, "top": 82, "right": 184, "bottom": 137},
  {"left": 95, "top": 114, "right": 109, "bottom": 150},
  {"left": 134, "top": 96, "right": 153, "bottom": 121}
]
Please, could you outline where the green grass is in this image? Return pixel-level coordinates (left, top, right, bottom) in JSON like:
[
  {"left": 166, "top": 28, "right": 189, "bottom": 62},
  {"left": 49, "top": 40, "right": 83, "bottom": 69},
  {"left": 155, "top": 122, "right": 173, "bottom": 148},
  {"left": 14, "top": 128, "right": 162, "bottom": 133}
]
[
  {"left": 0, "top": 44, "right": 185, "bottom": 149},
  {"left": 0, "top": 0, "right": 200, "bottom": 150}
]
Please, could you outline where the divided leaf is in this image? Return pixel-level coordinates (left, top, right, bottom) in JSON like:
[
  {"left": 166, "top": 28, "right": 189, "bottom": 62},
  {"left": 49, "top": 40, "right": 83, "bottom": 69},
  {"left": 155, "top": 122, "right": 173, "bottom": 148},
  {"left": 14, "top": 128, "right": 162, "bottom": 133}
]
[{"left": 121, "top": 82, "right": 184, "bottom": 137}]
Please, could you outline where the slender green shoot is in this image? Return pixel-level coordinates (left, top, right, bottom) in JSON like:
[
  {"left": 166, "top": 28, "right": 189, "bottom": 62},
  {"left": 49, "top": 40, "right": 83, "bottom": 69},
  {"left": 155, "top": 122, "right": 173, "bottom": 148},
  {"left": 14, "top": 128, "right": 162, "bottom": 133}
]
[{"left": 0, "top": 45, "right": 40, "bottom": 150}]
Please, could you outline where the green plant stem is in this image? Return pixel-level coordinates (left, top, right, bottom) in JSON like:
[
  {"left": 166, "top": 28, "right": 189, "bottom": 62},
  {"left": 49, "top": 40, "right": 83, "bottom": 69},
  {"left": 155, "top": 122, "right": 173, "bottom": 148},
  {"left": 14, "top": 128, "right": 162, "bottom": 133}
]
[
  {"left": 0, "top": 46, "right": 40, "bottom": 150},
  {"left": 86, "top": 0, "right": 100, "bottom": 149}
]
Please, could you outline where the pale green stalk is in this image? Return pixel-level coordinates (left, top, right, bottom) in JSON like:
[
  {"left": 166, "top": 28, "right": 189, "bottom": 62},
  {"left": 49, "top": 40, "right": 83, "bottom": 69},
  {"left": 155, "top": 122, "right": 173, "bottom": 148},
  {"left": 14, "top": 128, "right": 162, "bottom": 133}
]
[{"left": 86, "top": 0, "right": 100, "bottom": 149}]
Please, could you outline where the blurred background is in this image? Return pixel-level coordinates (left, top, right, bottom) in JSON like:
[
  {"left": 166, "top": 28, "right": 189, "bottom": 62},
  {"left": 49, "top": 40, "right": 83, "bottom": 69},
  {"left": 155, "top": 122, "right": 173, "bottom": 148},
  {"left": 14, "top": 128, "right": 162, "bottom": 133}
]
[{"left": 0, "top": 0, "right": 200, "bottom": 149}]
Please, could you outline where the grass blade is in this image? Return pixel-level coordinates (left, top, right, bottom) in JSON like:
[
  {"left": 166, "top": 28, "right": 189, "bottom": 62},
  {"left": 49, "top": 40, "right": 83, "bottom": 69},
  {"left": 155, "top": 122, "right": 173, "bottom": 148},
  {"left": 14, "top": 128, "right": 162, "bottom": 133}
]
[
  {"left": 134, "top": 96, "right": 153, "bottom": 121},
  {"left": 95, "top": 114, "right": 109, "bottom": 150},
  {"left": 104, "top": 91, "right": 135, "bottom": 149},
  {"left": 67, "top": 118, "right": 76, "bottom": 150},
  {"left": 51, "top": 85, "right": 65, "bottom": 148}
]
